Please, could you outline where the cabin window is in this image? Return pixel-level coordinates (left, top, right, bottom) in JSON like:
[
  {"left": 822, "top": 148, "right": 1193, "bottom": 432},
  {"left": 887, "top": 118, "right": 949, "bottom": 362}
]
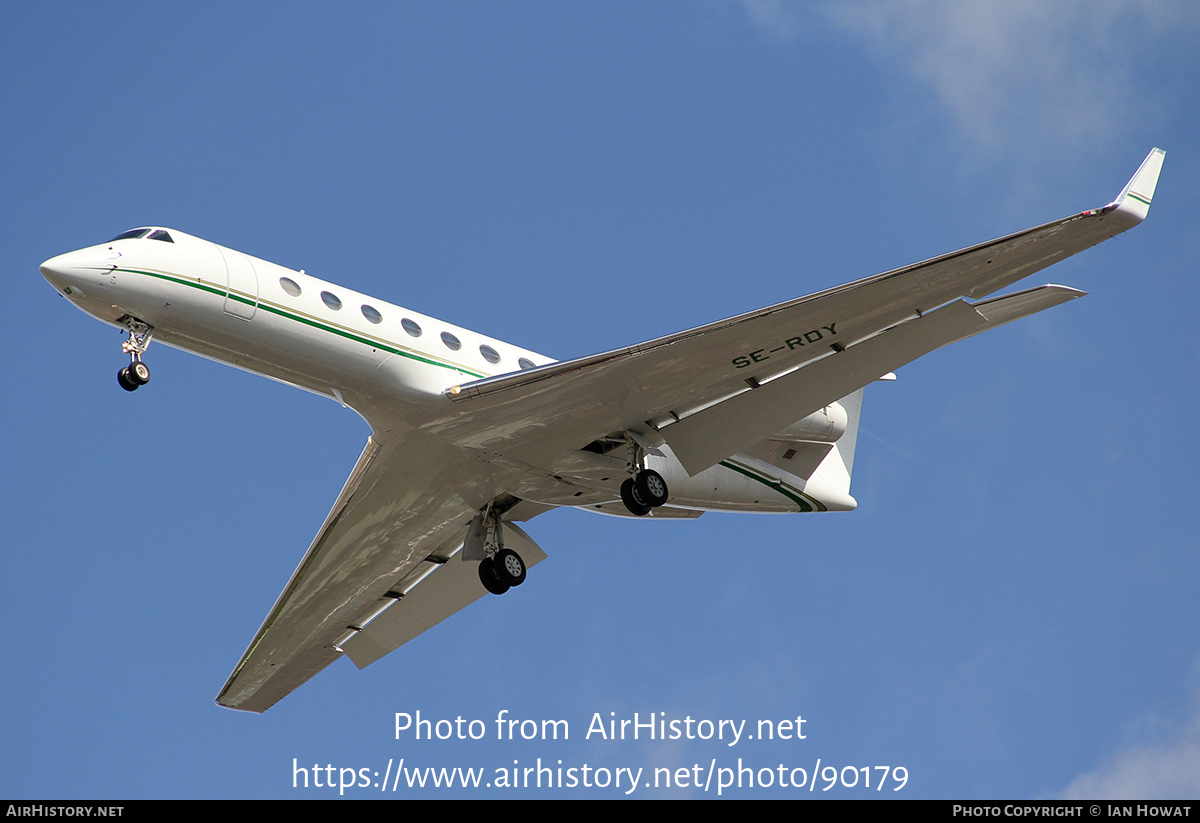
[
  {"left": 440, "top": 331, "right": 462, "bottom": 351},
  {"left": 361, "top": 305, "right": 383, "bottom": 324},
  {"left": 401, "top": 318, "right": 422, "bottom": 337},
  {"left": 321, "top": 291, "right": 342, "bottom": 310},
  {"left": 279, "top": 277, "right": 302, "bottom": 297},
  {"left": 518, "top": 358, "right": 536, "bottom": 370},
  {"left": 147, "top": 230, "right": 174, "bottom": 243},
  {"left": 479, "top": 344, "right": 501, "bottom": 364}
]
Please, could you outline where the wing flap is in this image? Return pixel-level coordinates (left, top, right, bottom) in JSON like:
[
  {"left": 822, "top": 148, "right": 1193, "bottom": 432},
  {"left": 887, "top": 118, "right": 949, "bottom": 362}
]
[{"left": 341, "top": 523, "right": 548, "bottom": 669}]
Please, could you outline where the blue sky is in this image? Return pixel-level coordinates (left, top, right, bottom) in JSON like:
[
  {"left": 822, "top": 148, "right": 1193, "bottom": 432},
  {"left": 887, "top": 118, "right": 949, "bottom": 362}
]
[{"left": 3, "top": 1, "right": 1199, "bottom": 799}]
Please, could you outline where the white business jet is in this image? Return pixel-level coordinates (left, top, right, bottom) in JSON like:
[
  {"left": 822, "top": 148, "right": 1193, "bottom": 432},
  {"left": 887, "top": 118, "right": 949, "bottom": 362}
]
[{"left": 40, "top": 149, "right": 1164, "bottom": 713}]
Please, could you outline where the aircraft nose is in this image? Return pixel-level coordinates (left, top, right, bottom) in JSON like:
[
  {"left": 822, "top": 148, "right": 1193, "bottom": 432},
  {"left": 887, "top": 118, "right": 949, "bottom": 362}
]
[
  {"left": 39, "top": 253, "right": 74, "bottom": 289},
  {"left": 39, "top": 247, "right": 116, "bottom": 292}
]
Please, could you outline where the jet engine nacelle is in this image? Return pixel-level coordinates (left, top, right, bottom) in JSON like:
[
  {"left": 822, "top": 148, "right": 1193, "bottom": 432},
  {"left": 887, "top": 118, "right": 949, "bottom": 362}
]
[{"left": 770, "top": 402, "right": 848, "bottom": 444}]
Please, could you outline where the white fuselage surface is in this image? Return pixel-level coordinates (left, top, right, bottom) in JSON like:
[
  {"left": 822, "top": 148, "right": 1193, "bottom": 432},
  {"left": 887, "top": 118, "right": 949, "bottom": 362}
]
[{"left": 40, "top": 228, "right": 853, "bottom": 516}]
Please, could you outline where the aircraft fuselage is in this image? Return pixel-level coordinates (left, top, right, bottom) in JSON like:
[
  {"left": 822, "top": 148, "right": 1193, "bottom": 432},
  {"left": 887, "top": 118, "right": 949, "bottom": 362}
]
[{"left": 40, "top": 228, "right": 853, "bottom": 516}]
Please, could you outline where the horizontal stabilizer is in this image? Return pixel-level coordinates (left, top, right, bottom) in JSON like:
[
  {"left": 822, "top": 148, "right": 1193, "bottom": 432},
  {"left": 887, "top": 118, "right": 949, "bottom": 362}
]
[
  {"left": 943, "top": 284, "right": 1084, "bottom": 346},
  {"left": 662, "top": 299, "right": 988, "bottom": 475},
  {"left": 662, "top": 284, "right": 1083, "bottom": 476}
]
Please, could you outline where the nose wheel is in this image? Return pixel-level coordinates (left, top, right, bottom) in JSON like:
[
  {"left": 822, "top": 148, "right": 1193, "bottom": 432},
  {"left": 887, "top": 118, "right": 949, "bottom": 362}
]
[
  {"left": 118, "top": 360, "right": 151, "bottom": 392},
  {"left": 115, "top": 316, "right": 154, "bottom": 392}
]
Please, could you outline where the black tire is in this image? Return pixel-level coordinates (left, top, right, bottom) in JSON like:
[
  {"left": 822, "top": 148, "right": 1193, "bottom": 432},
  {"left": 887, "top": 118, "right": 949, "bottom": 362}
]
[
  {"left": 493, "top": 549, "right": 527, "bottom": 587},
  {"left": 129, "top": 361, "right": 151, "bottom": 385},
  {"left": 634, "top": 469, "right": 669, "bottom": 507},
  {"left": 620, "top": 478, "right": 651, "bottom": 516},
  {"left": 478, "top": 557, "right": 509, "bottom": 595},
  {"left": 117, "top": 367, "right": 139, "bottom": 392}
]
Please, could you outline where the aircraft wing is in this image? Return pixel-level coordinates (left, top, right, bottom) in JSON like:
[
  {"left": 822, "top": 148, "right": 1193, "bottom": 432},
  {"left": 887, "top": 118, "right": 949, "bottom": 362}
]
[
  {"left": 215, "top": 430, "right": 548, "bottom": 713},
  {"left": 218, "top": 150, "right": 1161, "bottom": 713},
  {"left": 425, "top": 148, "right": 1164, "bottom": 474},
  {"left": 337, "top": 521, "right": 547, "bottom": 669}
]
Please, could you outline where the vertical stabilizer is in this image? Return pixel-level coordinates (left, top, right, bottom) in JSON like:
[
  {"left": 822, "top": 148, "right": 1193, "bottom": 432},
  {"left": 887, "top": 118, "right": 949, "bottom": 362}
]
[
  {"left": 804, "top": 387, "right": 865, "bottom": 507},
  {"left": 831, "top": 387, "right": 864, "bottom": 478}
]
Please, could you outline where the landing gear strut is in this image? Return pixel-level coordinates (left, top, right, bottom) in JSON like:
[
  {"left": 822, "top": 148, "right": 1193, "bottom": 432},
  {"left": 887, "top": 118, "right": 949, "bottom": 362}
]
[
  {"left": 116, "top": 316, "right": 154, "bottom": 393},
  {"left": 619, "top": 436, "right": 670, "bottom": 516},
  {"left": 472, "top": 504, "right": 528, "bottom": 596}
]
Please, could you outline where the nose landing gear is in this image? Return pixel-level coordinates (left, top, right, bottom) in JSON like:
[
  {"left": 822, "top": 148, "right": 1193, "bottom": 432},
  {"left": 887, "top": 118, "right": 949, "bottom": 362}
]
[
  {"left": 115, "top": 316, "right": 154, "bottom": 392},
  {"left": 117, "top": 361, "right": 151, "bottom": 391}
]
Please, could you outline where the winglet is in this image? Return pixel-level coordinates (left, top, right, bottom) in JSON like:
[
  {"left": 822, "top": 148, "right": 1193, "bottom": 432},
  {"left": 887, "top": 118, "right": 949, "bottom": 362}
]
[{"left": 1108, "top": 147, "right": 1165, "bottom": 222}]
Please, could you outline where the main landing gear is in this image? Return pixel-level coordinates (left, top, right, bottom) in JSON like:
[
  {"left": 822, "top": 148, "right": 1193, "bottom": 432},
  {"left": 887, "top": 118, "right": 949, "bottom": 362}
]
[
  {"left": 115, "top": 316, "right": 154, "bottom": 392},
  {"left": 619, "top": 436, "right": 670, "bottom": 517},
  {"left": 479, "top": 548, "right": 527, "bottom": 596},
  {"left": 473, "top": 505, "right": 528, "bottom": 596}
]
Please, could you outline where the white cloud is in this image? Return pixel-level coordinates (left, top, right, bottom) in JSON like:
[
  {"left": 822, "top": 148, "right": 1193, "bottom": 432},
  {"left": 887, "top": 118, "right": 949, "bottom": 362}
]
[
  {"left": 737, "top": 0, "right": 806, "bottom": 40},
  {"left": 738, "top": 0, "right": 1195, "bottom": 154},
  {"left": 1058, "top": 722, "right": 1200, "bottom": 799},
  {"left": 1059, "top": 660, "right": 1200, "bottom": 799}
]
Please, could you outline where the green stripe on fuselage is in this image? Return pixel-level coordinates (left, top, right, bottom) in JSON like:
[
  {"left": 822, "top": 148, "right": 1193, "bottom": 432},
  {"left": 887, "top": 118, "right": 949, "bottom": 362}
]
[
  {"left": 718, "top": 459, "right": 821, "bottom": 512},
  {"left": 114, "top": 266, "right": 487, "bottom": 379}
]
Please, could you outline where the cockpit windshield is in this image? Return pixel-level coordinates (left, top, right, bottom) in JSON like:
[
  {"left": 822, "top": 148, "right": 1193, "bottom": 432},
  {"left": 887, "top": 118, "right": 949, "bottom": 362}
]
[
  {"left": 110, "top": 229, "right": 151, "bottom": 241},
  {"left": 108, "top": 228, "right": 174, "bottom": 243}
]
